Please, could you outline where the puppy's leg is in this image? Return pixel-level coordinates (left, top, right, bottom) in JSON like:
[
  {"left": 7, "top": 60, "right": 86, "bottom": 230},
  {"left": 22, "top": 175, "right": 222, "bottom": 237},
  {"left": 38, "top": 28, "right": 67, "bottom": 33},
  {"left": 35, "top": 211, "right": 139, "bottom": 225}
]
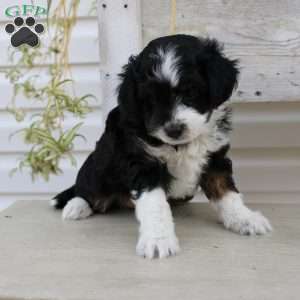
[
  {"left": 135, "top": 187, "right": 180, "bottom": 259},
  {"left": 62, "top": 197, "right": 93, "bottom": 220},
  {"left": 200, "top": 146, "right": 272, "bottom": 235}
]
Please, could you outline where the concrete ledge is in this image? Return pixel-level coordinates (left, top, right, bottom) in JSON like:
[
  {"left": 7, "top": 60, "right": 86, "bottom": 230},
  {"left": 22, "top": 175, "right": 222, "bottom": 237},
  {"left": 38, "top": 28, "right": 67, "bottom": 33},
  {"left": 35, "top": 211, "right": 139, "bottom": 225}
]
[{"left": 0, "top": 201, "right": 299, "bottom": 300}]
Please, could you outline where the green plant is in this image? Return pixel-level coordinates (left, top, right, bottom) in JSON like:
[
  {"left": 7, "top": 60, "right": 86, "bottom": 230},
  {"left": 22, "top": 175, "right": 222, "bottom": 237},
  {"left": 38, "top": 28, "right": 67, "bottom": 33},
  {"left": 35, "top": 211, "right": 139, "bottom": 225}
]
[{"left": 2, "top": 0, "right": 96, "bottom": 180}]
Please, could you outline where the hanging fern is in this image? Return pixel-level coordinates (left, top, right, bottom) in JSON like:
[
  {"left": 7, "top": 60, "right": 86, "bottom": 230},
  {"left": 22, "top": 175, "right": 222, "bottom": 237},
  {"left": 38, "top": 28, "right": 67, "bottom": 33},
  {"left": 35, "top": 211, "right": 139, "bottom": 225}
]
[{"left": 1, "top": 0, "right": 97, "bottom": 181}]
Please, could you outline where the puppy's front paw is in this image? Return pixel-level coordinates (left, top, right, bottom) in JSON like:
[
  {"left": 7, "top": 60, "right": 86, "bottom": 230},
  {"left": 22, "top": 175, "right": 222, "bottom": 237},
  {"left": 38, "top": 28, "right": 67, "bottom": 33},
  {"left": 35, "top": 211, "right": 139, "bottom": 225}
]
[
  {"left": 214, "top": 192, "right": 272, "bottom": 236},
  {"left": 223, "top": 210, "right": 272, "bottom": 235},
  {"left": 62, "top": 197, "right": 93, "bottom": 220},
  {"left": 136, "top": 233, "right": 180, "bottom": 259}
]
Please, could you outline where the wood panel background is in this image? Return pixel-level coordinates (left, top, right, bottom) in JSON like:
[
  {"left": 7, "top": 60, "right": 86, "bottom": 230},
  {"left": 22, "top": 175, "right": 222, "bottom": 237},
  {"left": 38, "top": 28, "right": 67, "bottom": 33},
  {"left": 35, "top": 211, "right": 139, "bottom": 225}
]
[
  {"left": 0, "top": 0, "right": 103, "bottom": 204},
  {"left": 142, "top": 0, "right": 300, "bottom": 102}
]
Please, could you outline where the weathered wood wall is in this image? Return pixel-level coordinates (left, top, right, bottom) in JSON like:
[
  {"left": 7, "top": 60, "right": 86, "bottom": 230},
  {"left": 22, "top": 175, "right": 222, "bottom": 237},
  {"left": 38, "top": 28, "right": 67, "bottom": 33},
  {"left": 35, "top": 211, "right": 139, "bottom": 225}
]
[{"left": 142, "top": 0, "right": 300, "bottom": 102}]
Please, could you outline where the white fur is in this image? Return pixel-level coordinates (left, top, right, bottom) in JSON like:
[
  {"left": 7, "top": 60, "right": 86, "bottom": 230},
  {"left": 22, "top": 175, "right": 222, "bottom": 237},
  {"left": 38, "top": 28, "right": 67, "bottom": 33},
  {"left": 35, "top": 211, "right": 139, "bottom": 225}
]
[
  {"left": 62, "top": 197, "right": 93, "bottom": 221},
  {"left": 49, "top": 198, "right": 58, "bottom": 207},
  {"left": 135, "top": 188, "right": 180, "bottom": 259},
  {"left": 147, "top": 105, "right": 230, "bottom": 199},
  {"left": 212, "top": 192, "right": 272, "bottom": 235},
  {"left": 175, "top": 104, "right": 208, "bottom": 138},
  {"left": 154, "top": 104, "right": 210, "bottom": 145},
  {"left": 154, "top": 47, "right": 180, "bottom": 87}
]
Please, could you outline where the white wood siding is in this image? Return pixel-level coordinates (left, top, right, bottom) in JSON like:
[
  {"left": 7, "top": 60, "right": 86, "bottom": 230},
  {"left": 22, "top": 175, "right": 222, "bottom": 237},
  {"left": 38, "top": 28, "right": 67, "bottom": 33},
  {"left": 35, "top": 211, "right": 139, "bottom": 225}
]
[{"left": 0, "top": 0, "right": 103, "bottom": 202}]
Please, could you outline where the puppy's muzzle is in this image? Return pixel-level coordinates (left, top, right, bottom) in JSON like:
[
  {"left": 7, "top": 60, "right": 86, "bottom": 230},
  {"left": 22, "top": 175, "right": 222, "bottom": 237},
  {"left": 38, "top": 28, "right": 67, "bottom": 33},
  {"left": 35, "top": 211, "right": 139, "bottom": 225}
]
[{"left": 164, "top": 122, "right": 185, "bottom": 139}]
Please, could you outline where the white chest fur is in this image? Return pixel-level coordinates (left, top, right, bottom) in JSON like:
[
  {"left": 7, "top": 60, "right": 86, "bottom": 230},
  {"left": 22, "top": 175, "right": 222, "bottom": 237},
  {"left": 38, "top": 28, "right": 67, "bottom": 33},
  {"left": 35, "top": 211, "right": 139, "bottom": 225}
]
[
  {"left": 166, "top": 139, "right": 210, "bottom": 198},
  {"left": 145, "top": 107, "right": 230, "bottom": 199}
]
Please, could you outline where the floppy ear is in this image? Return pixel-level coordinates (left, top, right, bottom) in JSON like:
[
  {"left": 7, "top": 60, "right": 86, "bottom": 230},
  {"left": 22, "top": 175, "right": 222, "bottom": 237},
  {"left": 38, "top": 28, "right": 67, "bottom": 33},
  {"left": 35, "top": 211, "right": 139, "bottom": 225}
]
[
  {"left": 200, "top": 39, "right": 239, "bottom": 108},
  {"left": 117, "top": 55, "right": 141, "bottom": 125}
]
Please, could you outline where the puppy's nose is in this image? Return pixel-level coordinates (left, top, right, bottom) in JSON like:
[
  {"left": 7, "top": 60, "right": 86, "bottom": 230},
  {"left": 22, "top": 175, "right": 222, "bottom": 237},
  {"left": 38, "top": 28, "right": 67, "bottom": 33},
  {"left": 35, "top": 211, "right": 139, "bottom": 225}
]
[{"left": 165, "top": 123, "right": 185, "bottom": 139}]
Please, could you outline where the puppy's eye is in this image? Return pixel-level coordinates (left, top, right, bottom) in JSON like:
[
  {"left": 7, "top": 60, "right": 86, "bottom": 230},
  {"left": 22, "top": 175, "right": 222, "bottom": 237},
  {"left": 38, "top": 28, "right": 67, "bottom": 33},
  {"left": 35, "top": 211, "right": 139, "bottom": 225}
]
[{"left": 182, "top": 88, "right": 198, "bottom": 99}]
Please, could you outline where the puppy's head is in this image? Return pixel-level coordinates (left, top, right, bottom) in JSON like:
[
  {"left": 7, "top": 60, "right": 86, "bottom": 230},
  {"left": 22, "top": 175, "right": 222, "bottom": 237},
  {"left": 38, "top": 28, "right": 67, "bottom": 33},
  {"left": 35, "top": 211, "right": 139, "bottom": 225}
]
[{"left": 118, "top": 35, "right": 239, "bottom": 145}]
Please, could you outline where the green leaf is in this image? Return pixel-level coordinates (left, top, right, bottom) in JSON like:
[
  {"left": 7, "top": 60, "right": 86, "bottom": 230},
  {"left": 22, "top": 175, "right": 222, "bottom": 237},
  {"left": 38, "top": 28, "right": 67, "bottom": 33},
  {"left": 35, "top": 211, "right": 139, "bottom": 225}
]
[
  {"left": 5, "top": 0, "right": 94, "bottom": 181},
  {"left": 61, "top": 122, "right": 83, "bottom": 147},
  {"left": 55, "top": 79, "right": 73, "bottom": 88}
]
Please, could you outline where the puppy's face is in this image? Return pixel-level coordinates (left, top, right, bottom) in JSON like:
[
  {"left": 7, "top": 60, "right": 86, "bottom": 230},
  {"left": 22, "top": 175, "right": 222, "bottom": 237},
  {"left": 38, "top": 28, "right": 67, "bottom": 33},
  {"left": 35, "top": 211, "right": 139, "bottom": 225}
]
[
  {"left": 139, "top": 49, "right": 211, "bottom": 145},
  {"left": 118, "top": 36, "right": 239, "bottom": 145}
]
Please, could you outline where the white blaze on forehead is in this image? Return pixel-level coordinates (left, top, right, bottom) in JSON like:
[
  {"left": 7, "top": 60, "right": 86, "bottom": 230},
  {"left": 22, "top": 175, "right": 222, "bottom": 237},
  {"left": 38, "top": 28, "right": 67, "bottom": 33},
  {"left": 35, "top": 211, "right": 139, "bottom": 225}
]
[{"left": 153, "top": 46, "right": 180, "bottom": 87}]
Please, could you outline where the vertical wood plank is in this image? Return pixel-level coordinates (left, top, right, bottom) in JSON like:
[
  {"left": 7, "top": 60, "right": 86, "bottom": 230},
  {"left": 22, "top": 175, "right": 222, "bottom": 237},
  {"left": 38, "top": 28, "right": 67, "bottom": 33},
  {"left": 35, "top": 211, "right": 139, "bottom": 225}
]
[{"left": 97, "top": 0, "right": 142, "bottom": 121}]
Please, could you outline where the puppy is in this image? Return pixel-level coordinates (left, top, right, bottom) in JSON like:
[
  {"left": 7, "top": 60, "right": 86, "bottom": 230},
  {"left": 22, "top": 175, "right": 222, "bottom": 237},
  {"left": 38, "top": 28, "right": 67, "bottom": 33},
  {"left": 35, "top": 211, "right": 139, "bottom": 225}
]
[{"left": 51, "top": 35, "right": 272, "bottom": 259}]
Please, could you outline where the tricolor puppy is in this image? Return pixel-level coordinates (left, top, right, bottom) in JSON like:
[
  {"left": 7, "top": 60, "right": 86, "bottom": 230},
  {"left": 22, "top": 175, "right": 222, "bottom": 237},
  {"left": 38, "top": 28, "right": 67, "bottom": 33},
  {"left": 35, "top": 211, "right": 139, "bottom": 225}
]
[{"left": 51, "top": 35, "right": 272, "bottom": 259}]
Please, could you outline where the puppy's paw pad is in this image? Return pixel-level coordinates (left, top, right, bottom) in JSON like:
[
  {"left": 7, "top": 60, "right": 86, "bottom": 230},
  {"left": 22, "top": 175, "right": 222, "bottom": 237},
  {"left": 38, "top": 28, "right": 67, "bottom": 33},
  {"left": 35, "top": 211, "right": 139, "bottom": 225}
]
[
  {"left": 62, "top": 197, "right": 92, "bottom": 220},
  {"left": 225, "top": 211, "right": 272, "bottom": 235},
  {"left": 136, "top": 234, "right": 180, "bottom": 259}
]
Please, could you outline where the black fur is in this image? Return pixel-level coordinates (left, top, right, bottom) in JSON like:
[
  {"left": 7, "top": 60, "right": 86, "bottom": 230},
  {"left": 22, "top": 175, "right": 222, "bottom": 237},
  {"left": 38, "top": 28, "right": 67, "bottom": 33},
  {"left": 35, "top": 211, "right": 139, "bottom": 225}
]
[
  {"left": 53, "top": 185, "right": 75, "bottom": 209},
  {"left": 200, "top": 145, "right": 239, "bottom": 200},
  {"left": 53, "top": 34, "right": 239, "bottom": 212}
]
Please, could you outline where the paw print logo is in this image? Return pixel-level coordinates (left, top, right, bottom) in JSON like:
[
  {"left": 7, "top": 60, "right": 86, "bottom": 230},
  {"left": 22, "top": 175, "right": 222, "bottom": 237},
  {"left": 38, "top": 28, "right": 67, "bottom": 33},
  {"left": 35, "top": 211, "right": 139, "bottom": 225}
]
[{"left": 5, "top": 17, "right": 45, "bottom": 47}]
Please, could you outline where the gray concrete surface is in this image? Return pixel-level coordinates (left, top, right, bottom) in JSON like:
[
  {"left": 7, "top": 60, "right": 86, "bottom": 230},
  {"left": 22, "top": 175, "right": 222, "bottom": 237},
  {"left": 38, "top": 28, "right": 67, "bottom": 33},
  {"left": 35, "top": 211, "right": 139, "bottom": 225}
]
[
  {"left": 0, "top": 200, "right": 16, "bottom": 212},
  {"left": 0, "top": 201, "right": 299, "bottom": 300}
]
